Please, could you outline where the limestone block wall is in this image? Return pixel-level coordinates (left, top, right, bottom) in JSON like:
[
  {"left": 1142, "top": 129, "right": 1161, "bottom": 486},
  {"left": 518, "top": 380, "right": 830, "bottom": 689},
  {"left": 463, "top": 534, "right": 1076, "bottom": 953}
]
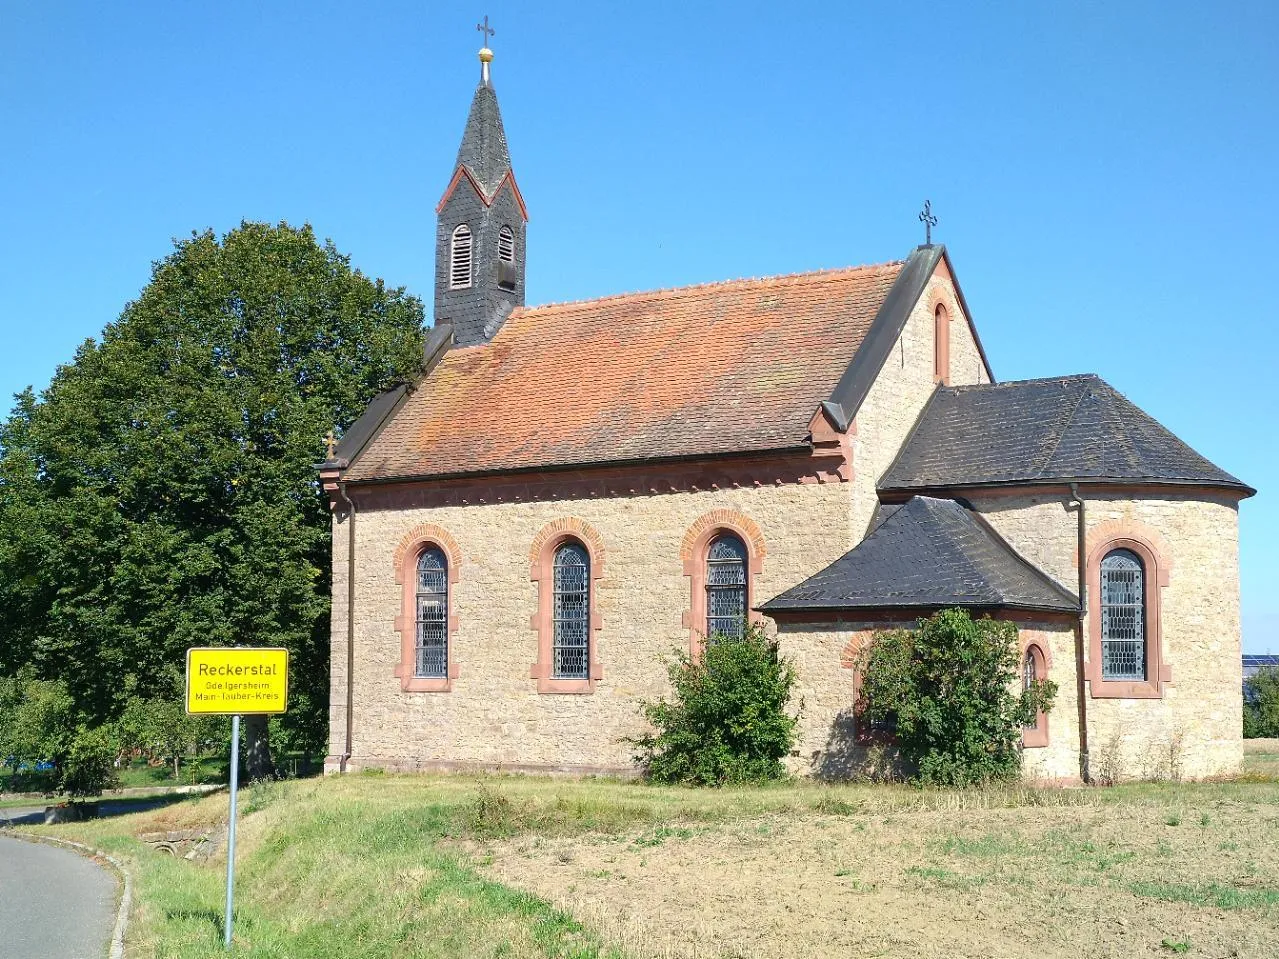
[
  {"left": 328, "top": 480, "right": 857, "bottom": 772},
  {"left": 970, "top": 490, "right": 1244, "bottom": 780},
  {"left": 849, "top": 267, "right": 989, "bottom": 540},
  {"left": 777, "top": 618, "right": 1079, "bottom": 781}
]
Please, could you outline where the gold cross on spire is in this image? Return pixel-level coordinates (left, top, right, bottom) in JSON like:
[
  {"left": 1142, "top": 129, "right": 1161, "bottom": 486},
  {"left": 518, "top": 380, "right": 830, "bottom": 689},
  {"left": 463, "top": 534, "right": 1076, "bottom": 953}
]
[
  {"left": 324, "top": 429, "right": 337, "bottom": 461},
  {"left": 476, "top": 14, "right": 494, "bottom": 48}
]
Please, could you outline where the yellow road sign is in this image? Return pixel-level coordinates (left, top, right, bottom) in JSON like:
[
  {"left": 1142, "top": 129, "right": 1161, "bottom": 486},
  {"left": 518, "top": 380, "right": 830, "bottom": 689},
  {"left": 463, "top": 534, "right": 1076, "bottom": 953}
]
[{"left": 185, "top": 647, "right": 289, "bottom": 715}]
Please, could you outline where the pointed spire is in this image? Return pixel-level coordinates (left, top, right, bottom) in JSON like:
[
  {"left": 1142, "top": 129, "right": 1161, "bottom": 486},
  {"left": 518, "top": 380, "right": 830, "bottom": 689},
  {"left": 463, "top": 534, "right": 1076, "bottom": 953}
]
[{"left": 454, "top": 37, "right": 511, "bottom": 197}]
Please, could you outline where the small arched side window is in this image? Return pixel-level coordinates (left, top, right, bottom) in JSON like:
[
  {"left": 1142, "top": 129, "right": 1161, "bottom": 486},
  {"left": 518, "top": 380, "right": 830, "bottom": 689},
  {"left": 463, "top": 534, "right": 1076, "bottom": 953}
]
[
  {"left": 552, "top": 542, "right": 590, "bottom": 679},
  {"left": 706, "top": 533, "right": 748, "bottom": 641},
  {"left": 1100, "top": 548, "right": 1146, "bottom": 681},
  {"left": 933, "top": 303, "right": 950, "bottom": 384},
  {"left": 497, "top": 225, "right": 515, "bottom": 263},
  {"left": 1021, "top": 642, "right": 1049, "bottom": 747},
  {"left": 450, "top": 224, "right": 473, "bottom": 289},
  {"left": 415, "top": 547, "right": 449, "bottom": 678}
]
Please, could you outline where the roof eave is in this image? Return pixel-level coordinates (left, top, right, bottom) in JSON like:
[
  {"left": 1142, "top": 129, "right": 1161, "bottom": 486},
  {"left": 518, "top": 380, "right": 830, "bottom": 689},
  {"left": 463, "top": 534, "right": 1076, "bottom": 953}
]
[
  {"left": 342, "top": 443, "right": 815, "bottom": 487},
  {"left": 879, "top": 476, "right": 1257, "bottom": 500}
]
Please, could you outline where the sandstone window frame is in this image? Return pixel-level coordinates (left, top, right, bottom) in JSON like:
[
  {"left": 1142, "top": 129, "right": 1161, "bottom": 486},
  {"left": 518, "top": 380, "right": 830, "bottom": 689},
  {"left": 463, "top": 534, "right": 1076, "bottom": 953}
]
[
  {"left": 1085, "top": 530, "right": 1170, "bottom": 699},
  {"left": 392, "top": 525, "right": 462, "bottom": 693},
  {"left": 1021, "top": 640, "right": 1050, "bottom": 748},
  {"left": 680, "top": 510, "right": 766, "bottom": 660},
  {"left": 529, "top": 518, "right": 605, "bottom": 694},
  {"left": 933, "top": 302, "right": 951, "bottom": 385}
]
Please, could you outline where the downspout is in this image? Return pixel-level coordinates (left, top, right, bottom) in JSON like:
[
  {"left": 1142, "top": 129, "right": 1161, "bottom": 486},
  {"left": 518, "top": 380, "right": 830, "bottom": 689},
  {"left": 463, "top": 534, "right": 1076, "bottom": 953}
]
[
  {"left": 1068, "top": 483, "right": 1090, "bottom": 783},
  {"left": 336, "top": 481, "right": 357, "bottom": 774}
]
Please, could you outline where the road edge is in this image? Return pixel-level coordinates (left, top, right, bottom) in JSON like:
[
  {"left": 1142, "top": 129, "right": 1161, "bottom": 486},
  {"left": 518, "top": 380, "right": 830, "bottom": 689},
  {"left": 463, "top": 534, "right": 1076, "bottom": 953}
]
[{"left": 8, "top": 831, "right": 132, "bottom": 959}]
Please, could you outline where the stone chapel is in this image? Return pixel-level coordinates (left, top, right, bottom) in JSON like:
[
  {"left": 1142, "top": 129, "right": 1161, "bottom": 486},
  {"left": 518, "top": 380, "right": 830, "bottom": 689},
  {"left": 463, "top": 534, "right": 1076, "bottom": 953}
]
[{"left": 317, "top": 44, "right": 1254, "bottom": 783}]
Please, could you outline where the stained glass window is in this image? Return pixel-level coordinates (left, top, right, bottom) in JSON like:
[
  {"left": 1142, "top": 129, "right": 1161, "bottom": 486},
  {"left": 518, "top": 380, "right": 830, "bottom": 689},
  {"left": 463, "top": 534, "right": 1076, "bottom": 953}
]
[
  {"left": 706, "top": 534, "right": 747, "bottom": 641},
  {"left": 415, "top": 547, "right": 448, "bottom": 678},
  {"left": 552, "top": 543, "right": 590, "bottom": 680},
  {"left": 1100, "top": 549, "right": 1145, "bottom": 681}
]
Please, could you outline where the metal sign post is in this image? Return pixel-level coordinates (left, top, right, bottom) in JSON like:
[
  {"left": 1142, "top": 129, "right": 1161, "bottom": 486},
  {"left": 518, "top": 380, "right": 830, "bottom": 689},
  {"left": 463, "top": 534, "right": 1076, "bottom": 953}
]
[
  {"left": 184, "top": 647, "right": 289, "bottom": 952},
  {"left": 224, "top": 715, "right": 240, "bottom": 950}
]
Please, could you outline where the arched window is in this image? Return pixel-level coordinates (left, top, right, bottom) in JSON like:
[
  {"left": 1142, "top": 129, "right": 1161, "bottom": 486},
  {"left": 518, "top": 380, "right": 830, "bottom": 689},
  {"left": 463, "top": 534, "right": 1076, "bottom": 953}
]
[
  {"left": 552, "top": 542, "right": 590, "bottom": 679},
  {"left": 1100, "top": 548, "right": 1145, "bottom": 681},
  {"left": 1021, "top": 642, "right": 1049, "bottom": 747},
  {"left": 497, "top": 225, "right": 515, "bottom": 263},
  {"left": 706, "top": 533, "right": 748, "bottom": 641},
  {"left": 1022, "top": 648, "right": 1038, "bottom": 729},
  {"left": 933, "top": 303, "right": 950, "bottom": 384},
  {"left": 450, "top": 224, "right": 473, "bottom": 289},
  {"left": 415, "top": 547, "right": 449, "bottom": 678}
]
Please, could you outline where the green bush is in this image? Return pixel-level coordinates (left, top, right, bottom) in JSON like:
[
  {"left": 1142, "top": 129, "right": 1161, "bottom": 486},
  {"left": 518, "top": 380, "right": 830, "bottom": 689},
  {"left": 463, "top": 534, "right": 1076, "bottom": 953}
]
[
  {"left": 117, "top": 693, "right": 219, "bottom": 781},
  {"left": 629, "top": 625, "right": 799, "bottom": 786},
  {"left": 61, "top": 724, "right": 120, "bottom": 798},
  {"left": 1244, "top": 666, "right": 1279, "bottom": 738},
  {"left": 0, "top": 673, "right": 118, "bottom": 796},
  {"left": 857, "top": 609, "right": 1056, "bottom": 786}
]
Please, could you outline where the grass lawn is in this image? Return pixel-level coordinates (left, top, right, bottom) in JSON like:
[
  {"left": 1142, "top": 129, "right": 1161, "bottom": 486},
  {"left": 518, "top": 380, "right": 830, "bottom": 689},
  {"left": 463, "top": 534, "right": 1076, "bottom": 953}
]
[{"left": 22, "top": 771, "right": 1279, "bottom": 958}]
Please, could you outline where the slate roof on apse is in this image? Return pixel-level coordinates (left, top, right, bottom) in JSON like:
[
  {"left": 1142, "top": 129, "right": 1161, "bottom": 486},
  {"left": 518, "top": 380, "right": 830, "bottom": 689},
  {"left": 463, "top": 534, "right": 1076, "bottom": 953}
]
[
  {"left": 760, "top": 496, "right": 1079, "bottom": 613},
  {"left": 345, "top": 261, "right": 905, "bottom": 481},
  {"left": 879, "top": 375, "right": 1252, "bottom": 494}
]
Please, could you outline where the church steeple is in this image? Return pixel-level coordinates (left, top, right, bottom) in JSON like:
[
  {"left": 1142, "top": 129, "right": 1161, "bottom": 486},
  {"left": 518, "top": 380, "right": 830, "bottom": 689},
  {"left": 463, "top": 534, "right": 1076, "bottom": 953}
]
[{"left": 435, "top": 27, "right": 528, "bottom": 347}]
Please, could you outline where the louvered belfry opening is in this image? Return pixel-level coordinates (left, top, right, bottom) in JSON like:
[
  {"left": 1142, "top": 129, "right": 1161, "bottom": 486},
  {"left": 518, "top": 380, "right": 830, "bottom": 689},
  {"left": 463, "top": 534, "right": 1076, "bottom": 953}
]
[
  {"left": 552, "top": 542, "right": 590, "bottom": 679},
  {"left": 497, "top": 225, "right": 515, "bottom": 263},
  {"left": 415, "top": 547, "right": 449, "bottom": 678},
  {"left": 450, "top": 224, "right": 473, "bottom": 289},
  {"left": 1100, "top": 548, "right": 1146, "bottom": 681},
  {"left": 706, "top": 534, "right": 748, "bottom": 641}
]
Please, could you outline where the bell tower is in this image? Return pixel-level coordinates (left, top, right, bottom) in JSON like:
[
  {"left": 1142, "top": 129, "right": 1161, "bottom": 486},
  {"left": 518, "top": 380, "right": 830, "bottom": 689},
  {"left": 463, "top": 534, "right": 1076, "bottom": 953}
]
[{"left": 435, "top": 22, "right": 528, "bottom": 346}]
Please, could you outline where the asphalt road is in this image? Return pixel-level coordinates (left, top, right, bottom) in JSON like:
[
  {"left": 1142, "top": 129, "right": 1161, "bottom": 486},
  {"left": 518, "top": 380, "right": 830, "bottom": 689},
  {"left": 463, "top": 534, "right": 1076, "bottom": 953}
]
[{"left": 0, "top": 835, "right": 117, "bottom": 959}]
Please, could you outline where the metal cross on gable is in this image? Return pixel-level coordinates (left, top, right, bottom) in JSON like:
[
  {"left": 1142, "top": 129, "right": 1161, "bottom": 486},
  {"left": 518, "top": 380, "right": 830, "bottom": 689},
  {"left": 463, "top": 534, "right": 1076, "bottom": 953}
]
[
  {"left": 476, "top": 15, "right": 494, "bottom": 47},
  {"left": 918, "top": 200, "right": 938, "bottom": 246}
]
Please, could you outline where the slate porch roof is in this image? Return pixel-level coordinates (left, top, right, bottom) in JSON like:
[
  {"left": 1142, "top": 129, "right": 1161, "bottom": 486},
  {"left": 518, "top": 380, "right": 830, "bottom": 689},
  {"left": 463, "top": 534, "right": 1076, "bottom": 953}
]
[
  {"left": 880, "top": 375, "right": 1253, "bottom": 496},
  {"left": 340, "top": 245, "right": 983, "bottom": 482},
  {"left": 759, "top": 496, "right": 1079, "bottom": 614}
]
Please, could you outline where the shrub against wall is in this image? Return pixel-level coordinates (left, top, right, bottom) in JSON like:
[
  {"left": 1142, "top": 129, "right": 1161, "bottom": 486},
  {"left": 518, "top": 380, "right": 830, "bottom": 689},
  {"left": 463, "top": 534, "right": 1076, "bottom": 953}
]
[
  {"left": 629, "top": 625, "right": 799, "bottom": 786},
  {"left": 857, "top": 609, "right": 1056, "bottom": 786}
]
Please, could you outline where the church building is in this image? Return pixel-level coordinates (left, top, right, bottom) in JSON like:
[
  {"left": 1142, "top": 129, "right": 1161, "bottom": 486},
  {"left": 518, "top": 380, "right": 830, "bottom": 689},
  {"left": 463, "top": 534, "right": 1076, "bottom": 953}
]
[{"left": 317, "top": 43, "right": 1253, "bottom": 783}]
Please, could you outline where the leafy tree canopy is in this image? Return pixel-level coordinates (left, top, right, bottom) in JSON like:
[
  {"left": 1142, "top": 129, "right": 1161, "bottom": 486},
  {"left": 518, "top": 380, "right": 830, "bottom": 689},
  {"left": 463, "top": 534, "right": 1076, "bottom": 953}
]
[
  {"left": 1244, "top": 666, "right": 1279, "bottom": 739},
  {"left": 0, "top": 222, "right": 426, "bottom": 764}
]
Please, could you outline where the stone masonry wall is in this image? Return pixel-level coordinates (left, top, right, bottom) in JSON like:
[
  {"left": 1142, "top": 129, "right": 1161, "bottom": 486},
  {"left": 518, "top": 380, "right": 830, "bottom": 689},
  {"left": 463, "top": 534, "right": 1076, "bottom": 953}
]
[
  {"left": 778, "top": 618, "right": 1078, "bottom": 781},
  {"left": 849, "top": 265, "right": 988, "bottom": 540},
  {"left": 331, "top": 480, "right": 855, "bottom": 772},
  {"left": 970, "top": 490, "right": 1244, "bottom": 779}
]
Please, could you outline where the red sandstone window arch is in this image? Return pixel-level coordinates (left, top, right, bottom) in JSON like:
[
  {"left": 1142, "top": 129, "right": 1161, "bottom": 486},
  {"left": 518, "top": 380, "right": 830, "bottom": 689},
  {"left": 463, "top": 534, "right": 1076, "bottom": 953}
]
[
  {"left": 392, "top": 524, "right": 462, "bottom": 692},
  {"left": 1085, "top": 525, "right": 1171, "bottom": 699},
  {"left": 933, "top": 303, "right": 950, "bottom": 385},
  {"left": 528, "top": 518, "right": 606, "bottom": 694},
  {"left": 680, "top": 510, "right": 766, "bottom": 657},
  {"left": 1021, "top": 641, "right": 1049, "bottom": 748}
]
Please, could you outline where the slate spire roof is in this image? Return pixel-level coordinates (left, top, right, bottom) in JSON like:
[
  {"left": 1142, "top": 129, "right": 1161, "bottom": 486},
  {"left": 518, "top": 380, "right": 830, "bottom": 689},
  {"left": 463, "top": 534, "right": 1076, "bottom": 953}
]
[
  {"left": 454, "top": 72, "right": 512, "bottom": 197},
  {"left": 880, "top": 375, "right": 1253, "bottom": 496},
  {"left": 759, "top": 497, "right": 1079, "bottom": 614}
]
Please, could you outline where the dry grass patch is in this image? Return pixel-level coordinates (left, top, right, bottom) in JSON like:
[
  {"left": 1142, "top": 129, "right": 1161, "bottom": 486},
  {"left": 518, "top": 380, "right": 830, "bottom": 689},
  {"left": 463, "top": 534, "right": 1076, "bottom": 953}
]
[
  {"left": 472, "top": 779, "right": 1279, "bottom": 959},
  {"left": 21, "top": 773, "right": 1279, "bottom": 958}
]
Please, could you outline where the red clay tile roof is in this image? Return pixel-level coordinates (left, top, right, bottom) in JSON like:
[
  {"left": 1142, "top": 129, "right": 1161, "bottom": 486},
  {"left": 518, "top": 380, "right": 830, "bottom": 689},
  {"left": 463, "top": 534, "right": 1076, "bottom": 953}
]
[{"left": 346, "top": 261, "right": 905, "bottom": 482}]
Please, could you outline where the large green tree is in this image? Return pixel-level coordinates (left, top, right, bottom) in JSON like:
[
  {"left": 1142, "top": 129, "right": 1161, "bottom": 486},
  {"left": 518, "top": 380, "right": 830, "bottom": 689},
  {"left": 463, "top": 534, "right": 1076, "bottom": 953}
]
[{"left": 0, "top": 222, "right": 426, "bottom": 773}]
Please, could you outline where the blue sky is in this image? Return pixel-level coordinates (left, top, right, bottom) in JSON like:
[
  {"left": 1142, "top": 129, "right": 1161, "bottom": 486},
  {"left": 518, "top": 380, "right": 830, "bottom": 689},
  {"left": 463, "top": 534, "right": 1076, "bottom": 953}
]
[{"left": 3, "top": 2, "right": 1276, "bottom": 649}]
